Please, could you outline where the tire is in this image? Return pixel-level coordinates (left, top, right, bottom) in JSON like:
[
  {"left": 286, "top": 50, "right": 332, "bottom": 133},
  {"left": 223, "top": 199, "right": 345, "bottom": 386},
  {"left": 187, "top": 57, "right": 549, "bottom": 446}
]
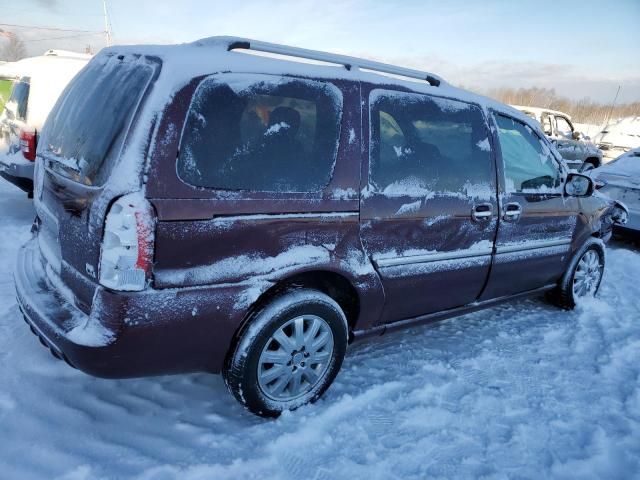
[
  {"left": 550, "top": 238, "right": 605, "bottom": 310},
  {"left": 223, "top": 289, "right": 348, "bottom": 417}
]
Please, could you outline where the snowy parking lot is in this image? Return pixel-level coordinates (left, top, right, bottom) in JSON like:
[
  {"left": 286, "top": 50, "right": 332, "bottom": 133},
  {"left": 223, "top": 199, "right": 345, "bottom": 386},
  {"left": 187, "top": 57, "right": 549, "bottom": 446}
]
[{"left": 0, "top": 179, "right": 638, "bottom": 480}]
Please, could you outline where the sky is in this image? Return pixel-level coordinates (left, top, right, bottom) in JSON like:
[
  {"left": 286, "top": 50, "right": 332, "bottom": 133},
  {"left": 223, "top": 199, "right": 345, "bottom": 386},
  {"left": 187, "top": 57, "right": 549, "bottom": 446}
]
[{"left": 1, "top": 0, "right": 639, "bottom": 103}]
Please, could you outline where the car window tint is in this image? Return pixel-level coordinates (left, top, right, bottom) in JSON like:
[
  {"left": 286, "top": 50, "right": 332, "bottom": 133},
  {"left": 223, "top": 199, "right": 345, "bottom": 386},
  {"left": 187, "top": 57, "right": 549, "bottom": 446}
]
[
  {"left": 555, "top": 116, "right": 573, "bottom": 137},
  {"left": 369, "top": 91, "right": 494, "bottom": 198},
  {"left": 178, "top": 74, "right": 342, "bottom": 192},
  {"left": 495, "top": 114, "right": 561, "bottom": 193}
]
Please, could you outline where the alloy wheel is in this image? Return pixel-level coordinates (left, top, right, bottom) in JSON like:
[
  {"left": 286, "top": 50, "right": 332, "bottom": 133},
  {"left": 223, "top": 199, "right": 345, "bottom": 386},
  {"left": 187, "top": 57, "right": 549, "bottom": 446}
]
[
  {"left": 257, "top": 315, "right": 334, "bottom": 401},
  {"left": 572, "top": 249, "right": 602, "bottom": 298}
]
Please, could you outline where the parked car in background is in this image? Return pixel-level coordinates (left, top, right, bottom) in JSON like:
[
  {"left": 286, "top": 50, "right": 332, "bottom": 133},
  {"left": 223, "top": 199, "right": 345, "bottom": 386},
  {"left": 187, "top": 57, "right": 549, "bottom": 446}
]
[
  {"left": 16, "top": 37, "right": 625, "bottom": 417},
  {"left": 512, "top": 105, "right": 602, "bottom": 172},
  {"left": 592, "top": 116, "right": 640, "bottom": 164},
  {"left": 0, "top": 50, "right": 90, "bottom": 195},
  {"left": 591, "top": 147, "right": 639, "bottom": 236}
]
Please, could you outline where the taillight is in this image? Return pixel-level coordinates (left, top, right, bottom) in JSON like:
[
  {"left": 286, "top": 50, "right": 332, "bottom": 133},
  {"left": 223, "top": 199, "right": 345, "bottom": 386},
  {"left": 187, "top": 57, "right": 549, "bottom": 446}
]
[
  {"left": 20, "top": 128, "right": 37, "bottom": 162},
  {"left": 99, "top": 193, "right": 155, "bottom": 291}
]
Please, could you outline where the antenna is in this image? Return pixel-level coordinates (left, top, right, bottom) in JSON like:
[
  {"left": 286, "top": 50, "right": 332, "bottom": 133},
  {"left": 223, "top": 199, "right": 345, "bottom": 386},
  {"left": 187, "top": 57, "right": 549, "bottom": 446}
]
[{"left": 102, "top": 0, "right": 113, "bottom": 46}]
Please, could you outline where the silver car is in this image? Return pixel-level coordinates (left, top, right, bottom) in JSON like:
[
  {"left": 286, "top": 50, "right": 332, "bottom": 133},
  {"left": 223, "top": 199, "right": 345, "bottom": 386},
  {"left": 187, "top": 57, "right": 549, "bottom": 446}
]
[
  {"left": 512, "top": 105, "right": 603, "bottom": 172},
  {"left": 591, "top": 148, "right": 640, "bottom": 235}
]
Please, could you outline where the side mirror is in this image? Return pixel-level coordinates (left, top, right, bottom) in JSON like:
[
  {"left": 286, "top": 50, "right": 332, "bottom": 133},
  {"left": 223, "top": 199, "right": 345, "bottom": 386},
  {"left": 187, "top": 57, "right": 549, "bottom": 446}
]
[
  {"left": 572, "top": 131, "right": 582, "bottom": 140},
  {"left": 565, "top": 173, "right": 594, "bottom": 197}
]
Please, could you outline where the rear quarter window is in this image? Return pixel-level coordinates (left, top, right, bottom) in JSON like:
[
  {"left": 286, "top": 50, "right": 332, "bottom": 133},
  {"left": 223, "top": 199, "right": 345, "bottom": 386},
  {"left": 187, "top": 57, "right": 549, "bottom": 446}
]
[{"left": 177, "top": 74, "right": 343, "bottom": 193}]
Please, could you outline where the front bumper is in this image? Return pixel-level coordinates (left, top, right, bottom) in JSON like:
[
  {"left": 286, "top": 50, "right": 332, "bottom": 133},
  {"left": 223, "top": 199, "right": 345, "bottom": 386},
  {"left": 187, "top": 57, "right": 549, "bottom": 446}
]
[{"left": 15, "top": 238, "right": 248, "bottom": 378}]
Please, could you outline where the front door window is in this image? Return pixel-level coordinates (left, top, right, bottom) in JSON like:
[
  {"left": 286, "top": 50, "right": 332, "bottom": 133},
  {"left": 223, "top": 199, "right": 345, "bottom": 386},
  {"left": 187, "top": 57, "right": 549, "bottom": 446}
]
[
  {"left": 555, "top": 116, "right": 574, "bottom": 139},
  {"left": 495, "top": 114, "right": 562, "bottom": 194}
]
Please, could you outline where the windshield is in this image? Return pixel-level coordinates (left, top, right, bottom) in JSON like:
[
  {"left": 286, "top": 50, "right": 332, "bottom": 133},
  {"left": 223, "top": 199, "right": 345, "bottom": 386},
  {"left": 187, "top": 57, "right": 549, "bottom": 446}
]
[{"left": 40, "top": 54, "right": 158, "bottom": 186}]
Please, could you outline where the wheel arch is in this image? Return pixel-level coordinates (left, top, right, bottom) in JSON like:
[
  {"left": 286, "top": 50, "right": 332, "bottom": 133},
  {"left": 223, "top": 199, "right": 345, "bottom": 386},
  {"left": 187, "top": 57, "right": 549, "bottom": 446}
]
[
  {"left": 246, "top": 269, "right": 361, "bottom": 332},
  {"left": 225, "top": 269, "right": 362, "bottom": 367},
  {"left": 584, "top": 156, "right": 600, "bottom": 168}
]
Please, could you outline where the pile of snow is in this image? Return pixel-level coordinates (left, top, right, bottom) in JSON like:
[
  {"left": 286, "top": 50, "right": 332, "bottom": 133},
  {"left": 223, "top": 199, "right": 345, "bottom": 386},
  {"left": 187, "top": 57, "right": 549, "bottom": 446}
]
[{"left": 0, "top": 179, "right": 638, "bottom": 479}]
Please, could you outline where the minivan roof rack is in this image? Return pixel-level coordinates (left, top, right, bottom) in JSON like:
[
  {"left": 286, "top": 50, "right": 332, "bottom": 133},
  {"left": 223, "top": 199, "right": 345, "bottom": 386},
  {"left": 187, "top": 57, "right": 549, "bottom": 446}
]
[{"left": 225, "top": 37, "right": 445, "bottom": 87}]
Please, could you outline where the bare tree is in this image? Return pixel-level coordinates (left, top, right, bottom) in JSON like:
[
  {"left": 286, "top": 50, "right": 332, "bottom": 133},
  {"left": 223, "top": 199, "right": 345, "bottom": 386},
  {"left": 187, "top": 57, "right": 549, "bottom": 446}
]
[
  {"left": 486, "top": 86, "right": 640, "bottom": 126},
  {"left": 0, "top": 32, "right": 27, "bottom": 62}
]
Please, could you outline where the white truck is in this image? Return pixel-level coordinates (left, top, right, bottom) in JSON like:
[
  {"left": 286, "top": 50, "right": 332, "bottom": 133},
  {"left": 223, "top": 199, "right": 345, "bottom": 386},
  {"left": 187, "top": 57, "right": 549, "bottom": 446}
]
[{"left": 0, "top": 50, "right": 90, "bottom": 196}]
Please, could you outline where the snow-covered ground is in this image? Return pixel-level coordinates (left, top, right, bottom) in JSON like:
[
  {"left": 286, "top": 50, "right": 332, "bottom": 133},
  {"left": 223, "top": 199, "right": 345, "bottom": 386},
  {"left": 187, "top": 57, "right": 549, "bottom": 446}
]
[
  {"left": 0, "top": 179, "right": 639, "bottom": 480},
  {"left": 573, "top": 122, "right": 604, "bottom": 139}
]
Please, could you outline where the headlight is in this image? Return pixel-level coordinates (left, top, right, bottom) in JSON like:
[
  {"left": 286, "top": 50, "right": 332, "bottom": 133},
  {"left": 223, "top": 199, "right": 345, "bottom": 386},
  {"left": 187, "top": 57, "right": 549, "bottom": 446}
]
[{"left": 611, "top": 202, "right": 629, "bottom": 225}]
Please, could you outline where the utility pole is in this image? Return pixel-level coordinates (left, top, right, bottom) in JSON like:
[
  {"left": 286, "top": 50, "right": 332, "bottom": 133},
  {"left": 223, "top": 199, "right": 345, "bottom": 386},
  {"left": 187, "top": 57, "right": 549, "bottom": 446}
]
[
  {"left": 103, "top": 0, "right": 113, "bottom": 46},
  {"left": 604, "top": 85, "right": 621, "bottom": 127}
]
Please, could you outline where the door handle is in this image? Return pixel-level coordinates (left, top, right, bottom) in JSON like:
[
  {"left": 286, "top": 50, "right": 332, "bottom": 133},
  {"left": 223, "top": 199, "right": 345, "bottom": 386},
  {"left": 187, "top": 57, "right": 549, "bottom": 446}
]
[
  {"left": 472, "top": 203, "right": 493, "bottom": 221},
  {"left": 503, "top": 202, "right": 522, "bottom": 221}
]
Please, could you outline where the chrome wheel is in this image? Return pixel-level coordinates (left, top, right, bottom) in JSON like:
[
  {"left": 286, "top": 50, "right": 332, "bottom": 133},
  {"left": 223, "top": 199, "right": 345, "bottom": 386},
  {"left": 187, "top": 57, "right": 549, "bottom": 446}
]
[
  {"left": 573, "top": 249, "right": 602, "bottom": 298},
  {"left": 257, "top": 315, "right": 334, "bottom": 402}
]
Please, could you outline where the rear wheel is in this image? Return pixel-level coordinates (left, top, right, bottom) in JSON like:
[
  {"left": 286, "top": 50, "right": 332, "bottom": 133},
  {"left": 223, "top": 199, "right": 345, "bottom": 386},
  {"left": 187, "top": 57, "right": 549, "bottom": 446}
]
[
  {"left": 223, "top": 289, "right": 348, "bottom": 417},
  {"left": 550, "top": 239, "right": 605, "bottom": 309}
]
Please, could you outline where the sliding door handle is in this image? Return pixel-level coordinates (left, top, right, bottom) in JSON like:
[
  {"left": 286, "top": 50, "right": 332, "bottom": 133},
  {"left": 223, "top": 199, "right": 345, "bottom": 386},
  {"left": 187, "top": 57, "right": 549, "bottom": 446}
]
[{"left": 472, "top": 203, "right": 493, "bottom": 221}]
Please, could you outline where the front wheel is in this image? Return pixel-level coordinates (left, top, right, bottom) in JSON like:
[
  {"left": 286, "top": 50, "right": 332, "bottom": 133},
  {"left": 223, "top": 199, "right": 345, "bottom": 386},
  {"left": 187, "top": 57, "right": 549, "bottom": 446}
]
[
  {"left": 223, "top": 289, "right": 348, "bottom": 417},
  {"left": 579, "top": 161, "right": 596, "bottom": 172},
  {"left": 550, "top": 240, "right": 605, "bottom": 309}
]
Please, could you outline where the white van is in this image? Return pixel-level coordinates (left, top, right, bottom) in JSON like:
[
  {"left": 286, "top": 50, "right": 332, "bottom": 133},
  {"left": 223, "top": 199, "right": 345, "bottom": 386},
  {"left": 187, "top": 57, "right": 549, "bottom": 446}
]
[
  {"left": 593, "top": 116, "right": 640, "bottom": 163},
  {"left": 0, "top": 50, "right": 90, "bottom": 195}
]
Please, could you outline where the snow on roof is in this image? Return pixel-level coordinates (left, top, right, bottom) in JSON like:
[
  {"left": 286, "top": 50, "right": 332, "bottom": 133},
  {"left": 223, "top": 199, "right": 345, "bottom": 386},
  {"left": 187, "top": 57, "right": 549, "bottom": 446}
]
[
  {"left": 42, "top": 49, "right": 93, "bottom": 60},
  {"left": 101, "top": 36, "right": 536, "bottom": 129},
  {"left": 95, "top": 36, "right": 545, "bottom": 199},
  {"left": 0, "top": 52, "right": 90, "bottom": 80}
]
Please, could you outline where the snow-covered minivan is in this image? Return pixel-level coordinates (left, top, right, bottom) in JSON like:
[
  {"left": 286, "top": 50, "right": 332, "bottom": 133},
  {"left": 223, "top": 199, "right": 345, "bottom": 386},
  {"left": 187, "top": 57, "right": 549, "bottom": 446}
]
[
  {"left": 0, "top": 50, "right": 90, "bottom": 195},
  {"left": 15, "top": 37, "right": 626, "bottom": 417}
]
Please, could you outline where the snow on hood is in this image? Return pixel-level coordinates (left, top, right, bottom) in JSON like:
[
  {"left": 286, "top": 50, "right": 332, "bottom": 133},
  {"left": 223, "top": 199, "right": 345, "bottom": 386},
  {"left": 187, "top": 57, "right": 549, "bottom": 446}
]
[{"left": 592, "top": 148, "right": 640, "bottom": 186}]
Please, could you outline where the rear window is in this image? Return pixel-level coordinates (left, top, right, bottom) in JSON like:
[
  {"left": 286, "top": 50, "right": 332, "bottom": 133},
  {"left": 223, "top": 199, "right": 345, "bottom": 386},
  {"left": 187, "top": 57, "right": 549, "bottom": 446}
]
[
  {"left": 40, "top": 54, "right": 157, "bottom": 186},
  {"left": 177, "top": 74, "right": 342, "bottom": 192},
  {"left": 5, "top": 79, "right": 29, "bottom": 121},
  {"left": 0, "top": 78, "right": 13, "bottom": 112}
]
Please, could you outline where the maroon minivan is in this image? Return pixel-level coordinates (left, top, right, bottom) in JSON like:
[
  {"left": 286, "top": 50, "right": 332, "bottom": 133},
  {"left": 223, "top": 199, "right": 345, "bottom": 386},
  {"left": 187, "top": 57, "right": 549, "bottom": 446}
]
[{"left": 15, "top": 37, "right": 625, "bottom": 416}]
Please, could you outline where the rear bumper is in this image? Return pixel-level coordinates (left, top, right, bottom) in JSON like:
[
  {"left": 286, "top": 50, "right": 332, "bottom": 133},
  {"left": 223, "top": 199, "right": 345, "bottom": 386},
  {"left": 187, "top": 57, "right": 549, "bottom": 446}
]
[
  {"left": 15, "top": 238, "right": 248, "bottom": 378},
  {"left": 0, "top": 156, "right": 34, "bottom": 192}
]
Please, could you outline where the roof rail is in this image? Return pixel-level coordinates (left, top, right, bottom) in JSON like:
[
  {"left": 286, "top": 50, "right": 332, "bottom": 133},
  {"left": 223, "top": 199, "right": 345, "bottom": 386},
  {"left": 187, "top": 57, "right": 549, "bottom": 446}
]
[{"left": 226, "top": 38, "right": 445, "bottom": 87}]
